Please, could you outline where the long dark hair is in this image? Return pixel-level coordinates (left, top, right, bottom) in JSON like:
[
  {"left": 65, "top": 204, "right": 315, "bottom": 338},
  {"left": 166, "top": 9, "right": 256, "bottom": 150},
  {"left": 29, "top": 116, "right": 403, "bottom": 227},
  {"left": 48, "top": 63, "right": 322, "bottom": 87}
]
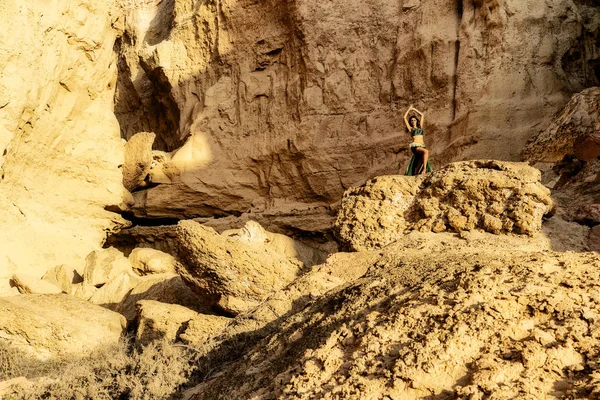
[{"left": 409, "top": 115, "right": 421, "bottom": 128}]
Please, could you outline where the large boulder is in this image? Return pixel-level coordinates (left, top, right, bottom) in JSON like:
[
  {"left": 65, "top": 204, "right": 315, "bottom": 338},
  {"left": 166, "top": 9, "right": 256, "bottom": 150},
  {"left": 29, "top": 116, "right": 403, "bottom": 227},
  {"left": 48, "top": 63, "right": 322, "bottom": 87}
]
[
  {"left": 134, "top": 300, "right": 201, "bottom": 345},
  {"left": 179, "top": 314, "right": 231, "bottom": 347},
  {"left": 115, "top": 273, "right": 210, "bottom": 321},
  {"left": 129, "top": 247, "right": 178, "bottom": 275},
  {"left": 83, "top": 247, "right": 133, "bottom": 287},
  {"left": 336, "top": 161, "right": 554, "bottom": 251},
  {"left": 0, "top": 294, "right": 125, "bottom": 359},
  {"left": 42, "top": 265, "right": 83, "bottom": 294},
  {"left": 175, "top": 220, "right": 303, "bottom": 315},
  {"left": 88, "top": 272, "right": 141, "bottom": 308},
  {"left": 221, "top": 221, "right": 327, "bottom": 268},
  {"left": 10, "top": 274, "right": 62, "bottom": 295}
]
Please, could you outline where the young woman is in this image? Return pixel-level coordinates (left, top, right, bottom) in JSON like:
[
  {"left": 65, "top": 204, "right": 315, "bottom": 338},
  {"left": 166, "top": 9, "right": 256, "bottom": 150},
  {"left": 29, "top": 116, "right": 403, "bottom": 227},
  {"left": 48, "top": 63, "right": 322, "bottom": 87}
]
[{"left": 403, "top": 105, "right": 432, "bottom": 176}]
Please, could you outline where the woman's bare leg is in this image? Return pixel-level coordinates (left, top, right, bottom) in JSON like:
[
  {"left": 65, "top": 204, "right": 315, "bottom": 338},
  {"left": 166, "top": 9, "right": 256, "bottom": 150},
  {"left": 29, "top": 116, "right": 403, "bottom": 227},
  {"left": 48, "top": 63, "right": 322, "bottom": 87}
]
[{"left": 416, "top": 148, "right": 429, "bottom": 174}]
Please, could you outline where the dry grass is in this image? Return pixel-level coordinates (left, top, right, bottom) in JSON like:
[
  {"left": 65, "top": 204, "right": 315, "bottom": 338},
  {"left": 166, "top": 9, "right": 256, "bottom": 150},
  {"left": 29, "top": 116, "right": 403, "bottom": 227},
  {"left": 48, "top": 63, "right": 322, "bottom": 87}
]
[{"left": 0, "top": 338, "right": 198, "bottom": 400}]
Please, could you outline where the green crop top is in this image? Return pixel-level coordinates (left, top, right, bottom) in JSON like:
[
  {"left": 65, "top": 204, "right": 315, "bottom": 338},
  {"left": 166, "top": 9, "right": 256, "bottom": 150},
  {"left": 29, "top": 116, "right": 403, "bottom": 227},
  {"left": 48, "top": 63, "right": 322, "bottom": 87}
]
[{"left": 411, "top": 128, "right": 423, "bottom": 137}]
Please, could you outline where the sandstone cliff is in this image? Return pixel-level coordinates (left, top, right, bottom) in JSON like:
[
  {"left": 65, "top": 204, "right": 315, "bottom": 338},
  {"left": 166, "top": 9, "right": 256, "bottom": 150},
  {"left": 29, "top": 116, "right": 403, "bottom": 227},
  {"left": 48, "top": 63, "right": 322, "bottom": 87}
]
[
  {"left": 0, "top": 0, "right": 128, "bottom": 283},
  {"left": 114, "top": 0, "right": 599, "bottom": 230}
]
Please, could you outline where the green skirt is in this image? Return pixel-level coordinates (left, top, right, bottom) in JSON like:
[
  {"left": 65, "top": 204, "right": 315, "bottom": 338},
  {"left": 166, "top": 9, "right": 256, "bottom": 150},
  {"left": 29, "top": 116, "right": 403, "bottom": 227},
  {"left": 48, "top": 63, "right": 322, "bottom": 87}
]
[{"left": 405, "top": 145, "right": 433, "bottom": 176}]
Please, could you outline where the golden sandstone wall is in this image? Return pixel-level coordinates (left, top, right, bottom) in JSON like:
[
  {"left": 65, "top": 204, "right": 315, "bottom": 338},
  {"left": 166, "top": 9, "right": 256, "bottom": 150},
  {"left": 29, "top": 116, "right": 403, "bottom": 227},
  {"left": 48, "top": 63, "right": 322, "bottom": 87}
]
[
  {"left": 114, "top": 0, "right": 599, "bottom": 225},
  {"left": 0, "top": 0, "right": 598, "bottom": 282},
  {"left": 0, "top": 0, "right": 128, "bottom": 283}
]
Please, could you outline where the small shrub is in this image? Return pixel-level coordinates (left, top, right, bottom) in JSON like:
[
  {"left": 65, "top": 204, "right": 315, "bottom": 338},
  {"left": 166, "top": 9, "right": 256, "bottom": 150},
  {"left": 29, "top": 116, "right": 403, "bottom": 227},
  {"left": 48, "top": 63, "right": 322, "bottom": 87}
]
[
  {"left": 1, "top": 339, "right": 198, "bottom": 400},
  {"left": 0, "top": 341, "right": 68, "bottom": 382}
]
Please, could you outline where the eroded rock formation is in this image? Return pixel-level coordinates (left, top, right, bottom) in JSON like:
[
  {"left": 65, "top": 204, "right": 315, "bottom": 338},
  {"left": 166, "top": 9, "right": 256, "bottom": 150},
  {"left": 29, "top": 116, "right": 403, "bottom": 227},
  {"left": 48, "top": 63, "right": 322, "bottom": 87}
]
[
  {"left": 0, "top": 0, "right": 129, "bottom": 284},
  {"left": 175, "top": 220, "right": 303, "bottom": 315},
  {"left": 522, "top": 87, "right": 600, "bottom": 163},
  {"left": 185, "top": 236, "right": 600, "bottom": 400},
  {"left": 336, "top": 160, "right": 554, "bottom": 251}
]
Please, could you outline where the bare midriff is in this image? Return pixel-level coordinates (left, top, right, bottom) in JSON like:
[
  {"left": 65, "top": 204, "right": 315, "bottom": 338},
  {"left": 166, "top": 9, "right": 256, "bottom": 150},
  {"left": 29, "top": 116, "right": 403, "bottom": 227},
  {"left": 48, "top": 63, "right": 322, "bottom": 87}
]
[{"left": 411, "top": 134, "right": 424, "bottom": 144}]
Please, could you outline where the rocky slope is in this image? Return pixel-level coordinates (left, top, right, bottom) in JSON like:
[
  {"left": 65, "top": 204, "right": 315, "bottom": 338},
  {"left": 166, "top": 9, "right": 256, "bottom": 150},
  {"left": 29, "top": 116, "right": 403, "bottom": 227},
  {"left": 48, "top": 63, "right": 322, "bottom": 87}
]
[
  {"left": 185, "top": 233, "right": 600, "bottom": 400},
  {"left": 523, "top": 87, "right": 600, "bottom": 252}
]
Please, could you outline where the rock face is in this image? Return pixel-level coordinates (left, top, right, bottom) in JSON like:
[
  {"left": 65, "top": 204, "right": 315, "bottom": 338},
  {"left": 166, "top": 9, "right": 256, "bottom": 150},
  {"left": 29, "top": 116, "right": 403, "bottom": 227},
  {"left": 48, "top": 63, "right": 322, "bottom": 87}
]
[
  {"left": 176, "top": 220, "right": 303, "bottom": 315},
  {"left": 113, "top": 0, "right": 598, "bottom": 229},
  {"left": 336, "top": 161, "right": 554, "bottom": 251},
  {"left": 0, "top": 294, "right": 125, "bottom": 359},
  {"left": 0, "top": 0, "right": 128, "bottom": 282},
  {"left": 178, "top": 314, "right": 231, "bottom": 347},
  {"left": 220, "top": 221, "right": 328, "bottom": 268},
  {"left": 42, "top": 265, "right": 82, "bottom": 294},
  {"left": 134, "top": 300, "right": 230, "bottom": 346},
  {"left": 522, "top": 87, "right": 600, "bottom": 163},
  {"left": 114, "top": 273, "right": 209, "bottom": 321}
]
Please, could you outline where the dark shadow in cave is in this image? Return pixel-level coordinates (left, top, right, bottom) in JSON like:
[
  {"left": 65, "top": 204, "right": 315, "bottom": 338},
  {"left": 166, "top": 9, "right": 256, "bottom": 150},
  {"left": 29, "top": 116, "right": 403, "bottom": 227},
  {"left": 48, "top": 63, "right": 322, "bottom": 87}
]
[{"left": 113, "top": 35, "right": 183, "bottom": 151}]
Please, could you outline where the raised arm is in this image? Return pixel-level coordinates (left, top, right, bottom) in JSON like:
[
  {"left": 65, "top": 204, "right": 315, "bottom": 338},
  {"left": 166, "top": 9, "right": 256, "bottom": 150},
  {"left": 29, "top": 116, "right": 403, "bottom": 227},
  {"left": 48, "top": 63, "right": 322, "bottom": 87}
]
[
  {"left": 403, "top": 106, "right": 412, "bottom": 131},
  {"left": 413, "top": 107, "right": 425, "bottom": 128}
]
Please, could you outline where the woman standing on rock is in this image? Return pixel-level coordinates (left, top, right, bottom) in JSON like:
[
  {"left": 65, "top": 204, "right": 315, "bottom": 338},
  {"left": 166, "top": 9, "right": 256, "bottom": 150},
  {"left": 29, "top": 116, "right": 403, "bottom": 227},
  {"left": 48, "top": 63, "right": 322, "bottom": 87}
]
[{"left": 403, "top": 105, "right": 433, "bottom": 176}]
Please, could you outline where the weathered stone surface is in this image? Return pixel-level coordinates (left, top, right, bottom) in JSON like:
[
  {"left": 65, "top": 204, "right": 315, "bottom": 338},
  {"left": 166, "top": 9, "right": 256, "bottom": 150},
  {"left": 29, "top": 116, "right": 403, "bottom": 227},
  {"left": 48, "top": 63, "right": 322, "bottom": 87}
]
[
  {"left": 523, "top": 88, "right": 600, "bottom": 163},
  {"left": 115, "top": 273, "right": 209, "bottom": 321},
  {"left": 0, "top": 286, "right": 21, "bottom": 297},
  {"left": 134, "top": 300, "right": 201, "bottom": 345},
  {"left": 115, "top": 0, "right": 598, "bottom": 229},
  {"left": 176, "top": 220, "right": 303, "bottom": 315},
  {"left": 42, "top": 265, "right": 82, "bottom": 294},
  {"left": 588, "top": 225, "right": 600, "bottom": 253},
  {"left": 69, "top": 283, "right": 98, "bottom": 301},
  {"left": 0, "top": 377, "right": 34, "bottom": 398},
  {"left": 88, "top": 272, "right": 140, "bottom": 308},
  {"left": 336, "top": 161, "right": 554, "bottom": 251},
  {"left": 129, "top": 247, "right": 177, "bottom": 275},
  {"left": 184, "top": 242, "right": 600, "bottom": 400},
  {"left": 0, "top": 294, "right": 125, "bottom": 359},
  {"left": 11, "top": 274, "right": 62, "bottom": 295},
  {"left": 83, "top": 248, "right": 133, "bottom": 287},
  {"left": 221, "top": 221, "right": 328, "bottom": 268},
  {"left": 179, "top": 314, "right": 231, "bottom": 347},
  {"left": 574, "top": 204, "right": 600, "bottom": 227},
  {"left": 105, "top": 210, "right": 338, "bottom": 257},
  {"left": 123, "top": 132, "right": 156, "bottom": 191},
  {"left": 0, "top": 0, "right": 129, "bottom": 283},
  {"left": 574, "top": 133, "right": 600, "bottom": 162}
]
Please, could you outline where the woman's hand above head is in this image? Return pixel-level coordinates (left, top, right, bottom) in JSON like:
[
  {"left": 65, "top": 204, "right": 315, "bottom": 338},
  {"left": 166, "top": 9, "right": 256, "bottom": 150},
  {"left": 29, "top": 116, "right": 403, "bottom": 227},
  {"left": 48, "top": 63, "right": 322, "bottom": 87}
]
[
  {"left": 403, "top": 106, "right": 412, "bottom": 131},
  {"left": 412, "top": 107, "right": 425, "bottom": 128}
]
